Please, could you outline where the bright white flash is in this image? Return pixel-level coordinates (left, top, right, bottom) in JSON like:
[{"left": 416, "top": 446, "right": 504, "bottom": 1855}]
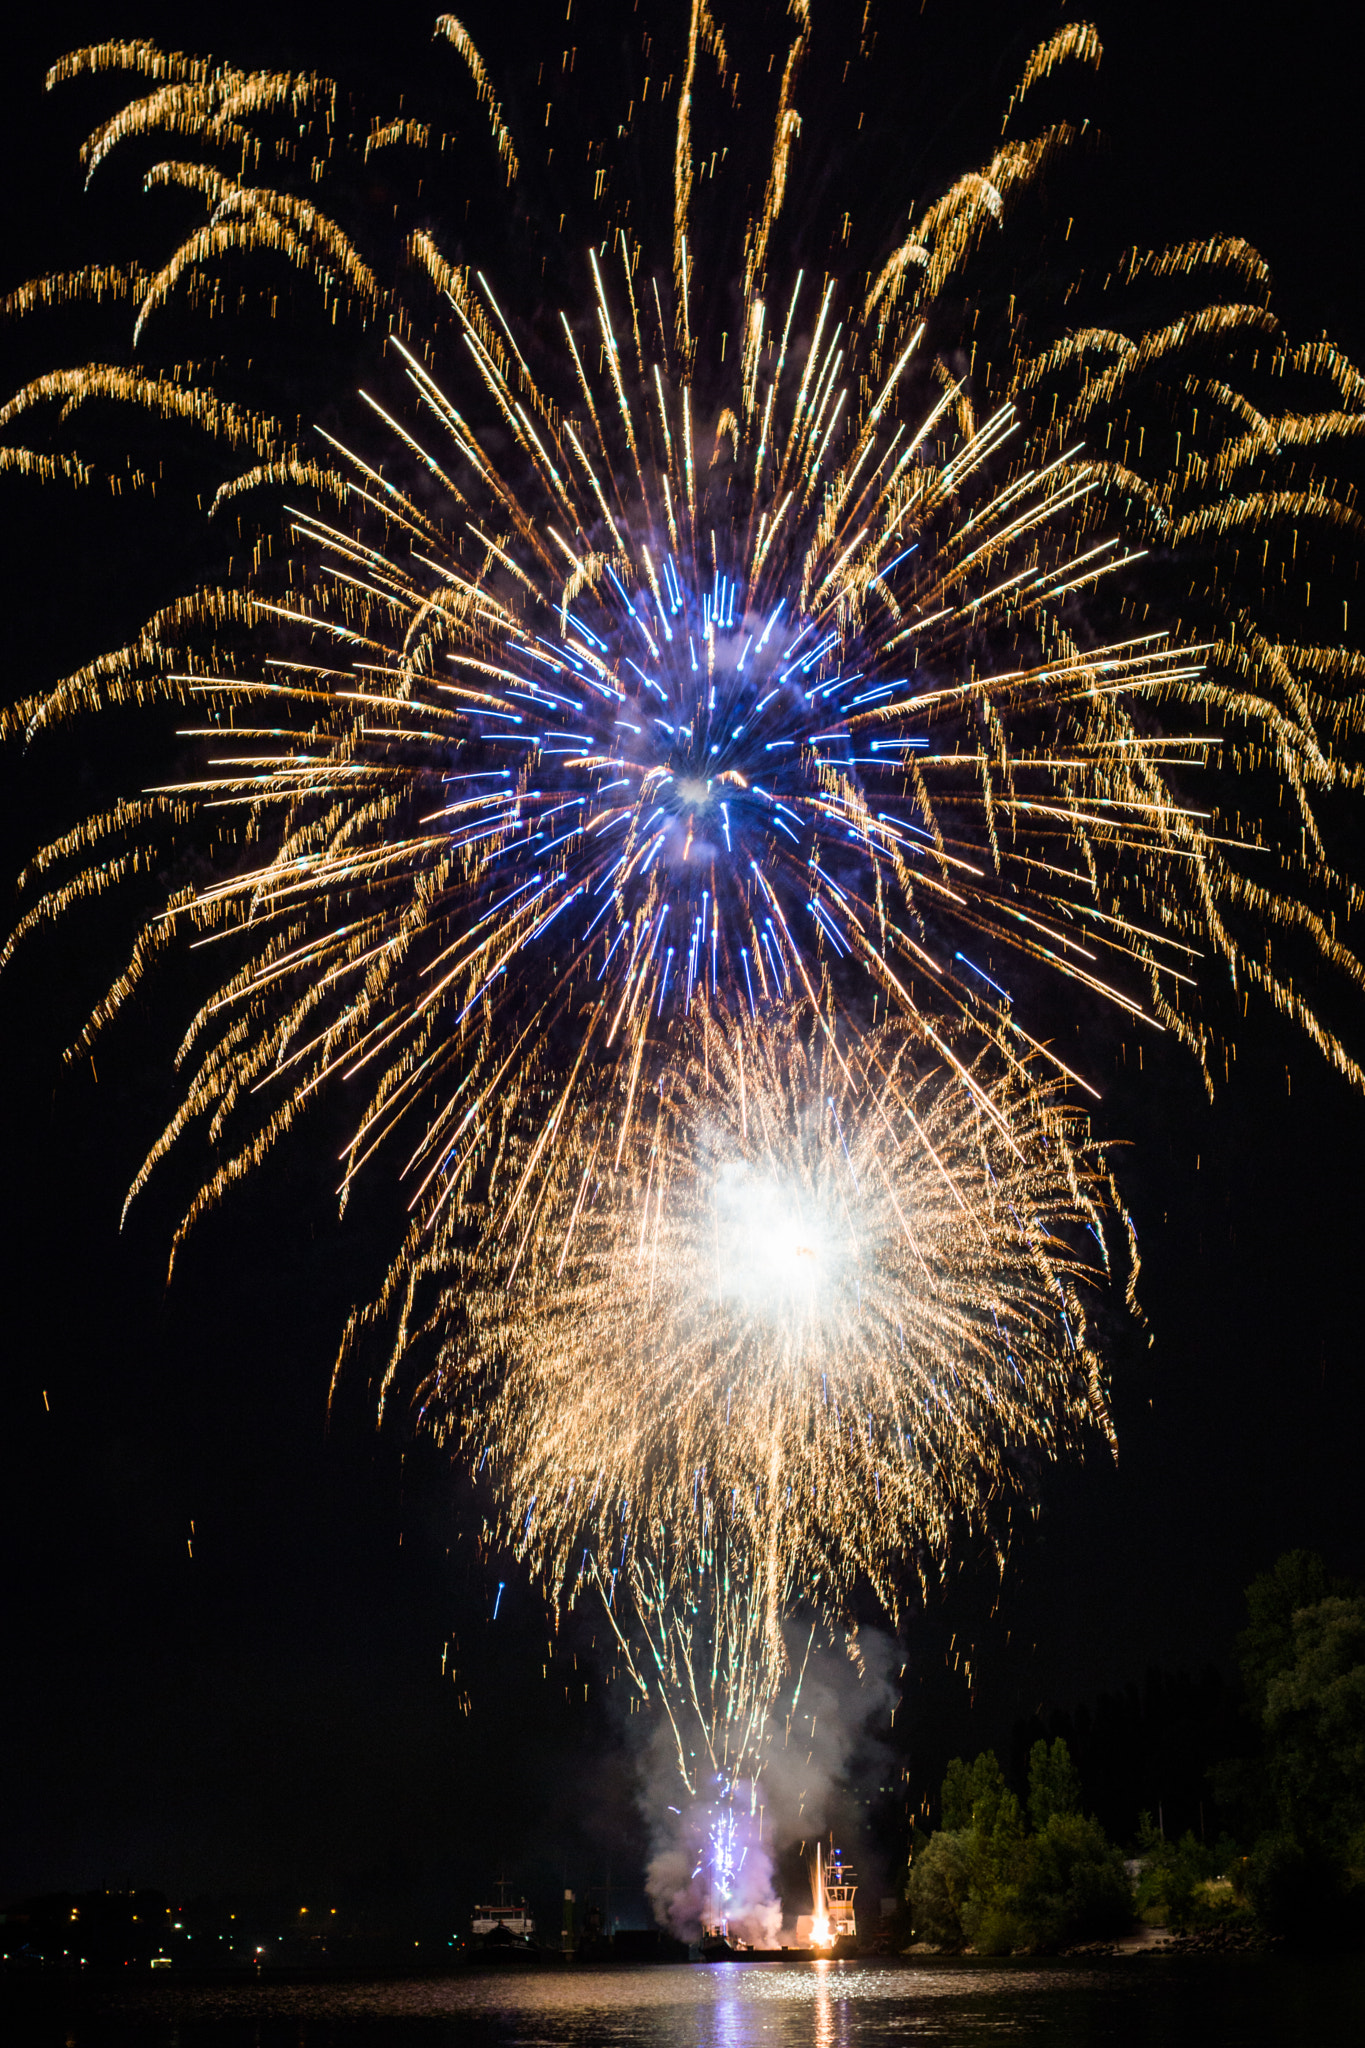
[{"left": 712, "top": 1161, "right": 850, "bottom": 1318}]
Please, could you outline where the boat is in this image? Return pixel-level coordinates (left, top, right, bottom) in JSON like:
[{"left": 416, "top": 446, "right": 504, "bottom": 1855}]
[
  {"left": 823, "top": 1847, "right": 859, "bottom": 1953},
  {"left": 468, "top": 1880, "right": 539, "bottom": 1959},
  {"left": 793, "top": 1842, "right": 860, "bottom": 1954}
]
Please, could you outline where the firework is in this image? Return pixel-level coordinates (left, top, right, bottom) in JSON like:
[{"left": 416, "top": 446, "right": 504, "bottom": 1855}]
[
  {"left": 589, "top": 1506, "right": 887, "bottom": 1944},
  {"left": 2, "top": 10, "right": 1363, "bottom": 1282},
  {"left": 3, "top": 15, "right": 1365, "bottom": 1855},
  {"left": 359, "top": 990, "right": 1123, "bottom": 1913},
  {"left": 604, "top": 1525, "right": 789, "bottom": 1942},
  {"left": 387, "top": 1006, "right": 1122, "bottom": 1663}
]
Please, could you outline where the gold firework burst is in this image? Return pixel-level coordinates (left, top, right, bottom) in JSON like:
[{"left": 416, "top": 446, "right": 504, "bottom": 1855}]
[{"left": 1, "top": 11, "right": 1360, "bottom": 1661}]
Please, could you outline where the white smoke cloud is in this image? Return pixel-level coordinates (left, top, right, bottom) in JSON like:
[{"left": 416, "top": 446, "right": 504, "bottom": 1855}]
[
  {"left": 638, "top": 1625, "right": 899, "bottom": 1942},
  {"left": 762, "top": 1624, "right": 899, "bottom": 1848},
  {"left": 645, "top": 1781, "right": 781, "bottom": 1945}
]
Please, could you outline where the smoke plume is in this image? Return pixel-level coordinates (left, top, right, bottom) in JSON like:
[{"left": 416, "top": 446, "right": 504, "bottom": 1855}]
[{"left": 640, "top": 1626, "right": 898, "bottom": 1941}]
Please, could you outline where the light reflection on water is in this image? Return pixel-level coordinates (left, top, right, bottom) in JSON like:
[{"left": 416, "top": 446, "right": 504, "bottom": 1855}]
[{"left": 6, "top": 1956, "right": 1365, "bottom": 2048}]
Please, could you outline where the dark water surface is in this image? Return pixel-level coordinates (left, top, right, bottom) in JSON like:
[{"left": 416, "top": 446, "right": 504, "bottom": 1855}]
[{"left": 5, "top": 1957, "right": 1364, "bottom": 2048}]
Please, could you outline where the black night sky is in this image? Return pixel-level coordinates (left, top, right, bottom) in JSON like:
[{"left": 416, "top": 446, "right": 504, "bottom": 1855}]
[{"left": 2, "top": 0, "right": 1363, "bottom": 1941}]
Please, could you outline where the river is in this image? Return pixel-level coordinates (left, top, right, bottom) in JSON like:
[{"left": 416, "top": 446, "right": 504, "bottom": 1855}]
[{"left": 4, "top": 1955, "right": 1364, "bottom": 2047}]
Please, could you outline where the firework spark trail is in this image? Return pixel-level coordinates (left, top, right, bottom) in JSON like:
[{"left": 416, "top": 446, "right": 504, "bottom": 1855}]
[
  {"left": 594, "top": 1520, "right": 897, "bottom": 1941},
  {"left": 5, "top": 14, "right": 1365, "bottom": 1286},
  {"left": 393, "top": 1007, "right": 1125, "bottom": 1645},
  {"left": 595, "top": 1526, "right": 787, "bottom": 1798},
  {"left": 4, "top": 10, "right": 1365, "bottom": 1831},
  {"left": 343, "top": 995, "right": 1124, "bottom": 1917}
]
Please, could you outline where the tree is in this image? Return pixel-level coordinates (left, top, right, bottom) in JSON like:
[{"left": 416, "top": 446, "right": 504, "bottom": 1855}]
[
  {"left": 907, "top": 1829, "right": 971, "bottom": 1946},
  {"left": 1235, "top": 1552, "right": 1365, "bottom": 1943},
  {"left": 1262, "top": 1594, "right": 1365, "bottom": 1851},
  {"left": 941, "top": 1750, "right": 1010, "bottom": 1833},
  {"left": 1028, "top": 1736, "right": 1082, "bottom": 1831},
  {"left": 1131, "top": 1815, "right": 1248, "bottom": 1931},
  {"left": 1238, "top": 1550, "right": 1329, "bottom": 1711},
  {"left": 912, "top": 1739, "right": 1131, "bottom": 1953},
  {"left": 1014, "top": 1812, "right": 1132, "bottom": 1948},
  {"left": 960, "top": 1781, "right": 1027, "bottom": 1948},
  {"left": 918, "top": 1752, "right": 1023, "bottom": 1947}
]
